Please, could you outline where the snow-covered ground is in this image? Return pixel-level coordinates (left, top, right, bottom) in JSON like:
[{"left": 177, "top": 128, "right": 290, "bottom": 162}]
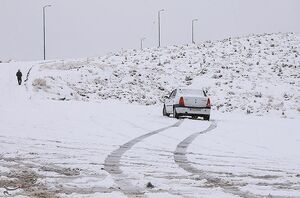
[{"left": 0, "top": 33, "right": 300, "bottom": 197}]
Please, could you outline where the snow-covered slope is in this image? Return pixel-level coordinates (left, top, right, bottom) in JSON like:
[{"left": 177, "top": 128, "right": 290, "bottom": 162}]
[{"left": 27, "top": 32, "right": 300, "bottom": 116}]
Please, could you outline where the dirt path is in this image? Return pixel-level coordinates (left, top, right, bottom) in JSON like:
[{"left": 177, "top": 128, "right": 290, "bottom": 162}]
[{"left": 104, "top": 120, "right": 183, "bottom": 197}]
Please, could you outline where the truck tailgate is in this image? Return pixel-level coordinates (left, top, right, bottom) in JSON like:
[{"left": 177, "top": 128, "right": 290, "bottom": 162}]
[{"left": 183, "top": 96, "right": 207, "bottom": 107}]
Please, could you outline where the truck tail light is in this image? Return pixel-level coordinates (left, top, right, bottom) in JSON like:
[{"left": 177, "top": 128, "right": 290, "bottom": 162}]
[
  {"left": 206, "top": 98, "right": 211, "bottom": 108},
  {"left": 179, "top": 97, "right": 185, "bottom": 107}
]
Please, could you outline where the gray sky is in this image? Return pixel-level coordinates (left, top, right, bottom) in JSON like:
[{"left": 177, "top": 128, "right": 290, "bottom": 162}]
[{"left": 0, "top": 0, "right": 299, "bottom": 61}]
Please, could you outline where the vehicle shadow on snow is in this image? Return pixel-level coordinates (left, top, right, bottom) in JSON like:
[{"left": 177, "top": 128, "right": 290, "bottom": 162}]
[{"left": 165, "top": 114, "right": 210, "bottom": 121}]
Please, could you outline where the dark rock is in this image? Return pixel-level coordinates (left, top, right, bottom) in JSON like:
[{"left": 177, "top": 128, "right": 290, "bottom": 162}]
[{"left": 146, "top": 182, "right": 154, "bottom": 189}]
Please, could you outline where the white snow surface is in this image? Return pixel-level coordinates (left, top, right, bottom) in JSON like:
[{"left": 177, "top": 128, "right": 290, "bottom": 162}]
[{"left": 0, "top": 33, "right": 300, "bottom": 197}]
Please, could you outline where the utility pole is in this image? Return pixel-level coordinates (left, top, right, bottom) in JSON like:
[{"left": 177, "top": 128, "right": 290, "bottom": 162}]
[
  {"left": 43, "top": 5, "right": 51, "bottom": 60},
  {"left": 192, "top": 19, "right": 198, "bottom": 44},
  {"left": 158, "top": 9, "right": 165, "bottom": 48},
  {"left": 140, "top": 37, "right": 146, "bottom": 50}
]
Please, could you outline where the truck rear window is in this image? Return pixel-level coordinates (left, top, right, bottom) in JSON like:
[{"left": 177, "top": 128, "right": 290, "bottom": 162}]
[{"left": 178, "top": 89, "right": 205, "bottom": 96}]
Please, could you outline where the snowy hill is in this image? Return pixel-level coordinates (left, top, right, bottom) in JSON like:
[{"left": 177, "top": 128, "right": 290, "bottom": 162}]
[
  {"left": 26, "top": 32, "right": 300, "bottom": 116},
  {"left": 1, "top": 33, "right": 300, "bottom": 198}
]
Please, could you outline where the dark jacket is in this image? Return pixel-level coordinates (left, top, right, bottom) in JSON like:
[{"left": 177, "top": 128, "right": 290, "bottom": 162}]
[{"left": 16, "top": 71, "right": 22, "bottom": 78}]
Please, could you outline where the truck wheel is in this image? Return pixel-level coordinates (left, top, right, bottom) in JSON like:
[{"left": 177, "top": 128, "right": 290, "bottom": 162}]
[
  {"left": 173, "top": 107, "right": 180, "bottom": 119},
  {"left": 163, "top": 105, "right": 170, "bottom": 117},
  {"left": 203, "top": 115, "right": 210, "bottom": 121}
]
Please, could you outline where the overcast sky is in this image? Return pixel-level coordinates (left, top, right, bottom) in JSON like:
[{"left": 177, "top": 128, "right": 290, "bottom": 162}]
[{"left": 0, "top": 0, "right": 299, "bottom": 61}]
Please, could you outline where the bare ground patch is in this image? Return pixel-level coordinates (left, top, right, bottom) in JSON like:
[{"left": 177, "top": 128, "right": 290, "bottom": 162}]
[{"left": 0, "top": 153, "right": 113, "bottom": 197}]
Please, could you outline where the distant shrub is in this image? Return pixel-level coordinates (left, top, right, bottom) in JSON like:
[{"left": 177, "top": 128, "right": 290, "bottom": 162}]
[
  {"left": 32, "top": 78, "right": 47, "bottom": 88},
  {"left": 254, "top": 92, "right": 262, "bottom": 98}
]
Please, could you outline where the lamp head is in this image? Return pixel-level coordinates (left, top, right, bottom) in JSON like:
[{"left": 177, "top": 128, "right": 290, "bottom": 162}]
[{"left": 44, "top": 5, "right": 52, "bottom": 9}]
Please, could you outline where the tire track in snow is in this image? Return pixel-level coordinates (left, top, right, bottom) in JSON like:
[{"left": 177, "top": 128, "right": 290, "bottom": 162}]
[
  {"left": 174, "top": 121, "right": 263, "bottom": 198},
  {"left": 104, "top": 120, "right": 183, "bottom": 197}
]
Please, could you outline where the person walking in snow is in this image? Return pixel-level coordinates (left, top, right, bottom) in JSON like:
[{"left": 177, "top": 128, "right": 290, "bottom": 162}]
[{"left": 16, "top": 69, "right": 22, "bottom": 85}]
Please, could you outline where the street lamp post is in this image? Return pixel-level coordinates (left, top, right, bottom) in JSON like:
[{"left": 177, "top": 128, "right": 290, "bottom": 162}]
[
  {"left": 192, "top": 19, "right": 198, "bottom": 44},
  {"left": 158, "top": 9, "right": 165, "bottom": 48},
  {"left": 140, "top": 37, "right": 146, "bottom": 50},
  {"left": 43, "top": 5, "right": 51, "bottom": 60}
]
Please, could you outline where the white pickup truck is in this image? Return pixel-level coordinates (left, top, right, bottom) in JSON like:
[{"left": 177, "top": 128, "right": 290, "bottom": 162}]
[{"left": 163, "top": 88, "right": 211, "bottom": 120}]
